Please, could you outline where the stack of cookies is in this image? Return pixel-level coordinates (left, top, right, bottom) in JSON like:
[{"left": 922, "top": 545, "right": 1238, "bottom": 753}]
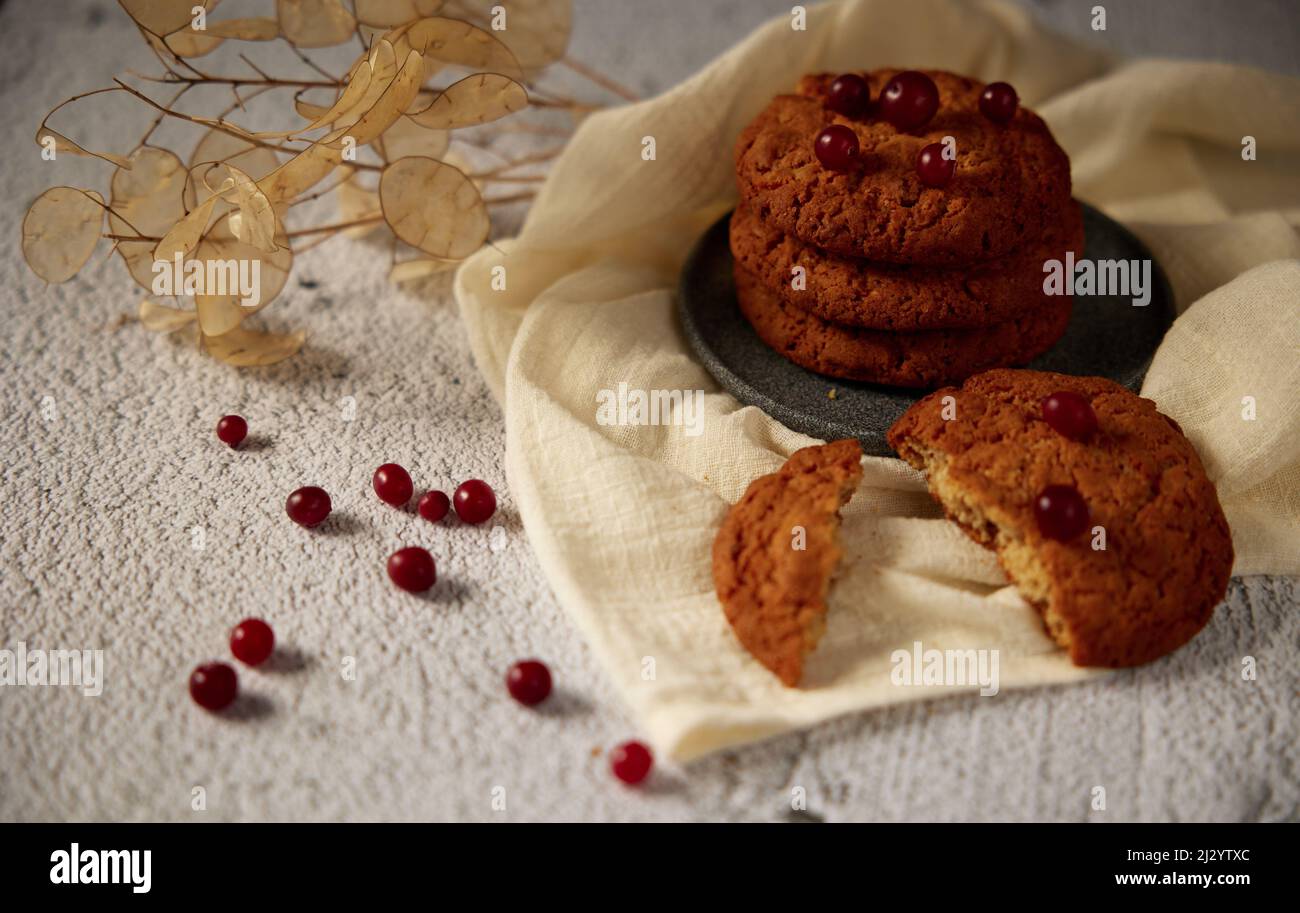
[{"left": 731, "top": 69, "right": 1083, "bottom": 389}]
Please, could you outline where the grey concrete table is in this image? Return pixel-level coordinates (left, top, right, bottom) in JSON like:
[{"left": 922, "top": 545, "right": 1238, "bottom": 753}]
[{"left": 0, "top": 0, "right": 1296, "bottom": 822}]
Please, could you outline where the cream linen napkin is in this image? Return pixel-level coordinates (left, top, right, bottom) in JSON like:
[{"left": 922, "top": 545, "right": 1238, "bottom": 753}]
[{"left": 454, "top": 0, "right": 1300, "bottom": 760}]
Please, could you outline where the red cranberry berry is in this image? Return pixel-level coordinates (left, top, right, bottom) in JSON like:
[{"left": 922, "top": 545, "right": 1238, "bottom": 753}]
[
  {"left": 285, "top": 486, "right": 331, "bottom": 528},
  {"left": 979, "top": 81, "right": 1019, "bottom": 123},
  {"left": 506, "top": 660, "right": 552, "bottom": 706},
  {"left": 453, "top": 480, "right": 497, "bottom": 524},
  {"left": 814, "top": 125, "right": 859, "bottom": 172},
  {"left": 230, "top": 618, "right": 275, "bottom": 667},
  {"left": 1041, "top": 391, "right": 1098, "bottom": 440},
  {"left": 610, "top": 741, "right": 653, "bottom": 785},
  {"left": 216, "top": 415, "right": 247, "bottom": 448},
  {"left": 826, "top": 73, "right": 870, "bottom": 116},
  {"left": 879, "top": 70, "right": 940, "bottom": 131},
  {"left": 1034, "top": 485, "right": 1090, "bottom": 541},
  {"left": 418, "top": 490, "right": 450, "bottom": 523},
  {"left": 387, "top": 546, "right": 436, "bottom": 593},
  {"left": 189, "top": 662, "right": 237, "bottom": 711},
  {"left": 916, "top": 142, "right": 955, "bottom": 187},
  {"left": 373, "top": 463, "right": 414, "bottom": 507}
]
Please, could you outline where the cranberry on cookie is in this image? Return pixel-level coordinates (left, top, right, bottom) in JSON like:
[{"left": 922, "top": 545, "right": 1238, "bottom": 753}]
[
  {"left": 733, "top": 70, "right": 1073, "bottom": 266},
  {"left": 887, "top": 369, "right": 1233, "bottom": 667}
]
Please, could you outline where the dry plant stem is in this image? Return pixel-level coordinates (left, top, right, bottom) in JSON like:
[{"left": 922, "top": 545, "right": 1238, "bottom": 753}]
[
  {"left": 284, "top": 216, "right": 385, "bottom": 238},
  {"left": 137, "top": 25, "right": 207, "bottom": 82},
  {"left": 239, "top": 54, "right": 274, "bottom": 81},
  {"left": 290, "top": 232, "right": 336, "bottom": 255},
  {"left": 138, "top": 85, "right": 191, "bottom": 146},
  {"left": 486, "top": 123, "right": 572, "bottom": 139},
  {"left": 484, "top": 191, "right": 537, "bottom": 206},
  {"left": 475, "top": 146, "right": 566, "bottom": 178},
  {"left": 476, "top": 175, "right": 545, "bottom": 184},
  {"left": 558, "top": 55, "right": 640, "bottom": 102},
  {"left": 105, "top": 233, "right": 161, "bottom": 242},
  {"left": 112, "top": 79, "right": 385, "bottom": 172},
  {"left": 527, "top": 95, "right": 603, "bottom": 113},
  {"left": 289, "top": 172, "right": 355, "bottom": 206},
  {"left": 139, "top": 73, "right": 344, "bottom": 90},
  {"left": 291, "top": 45, "right": 342, "bottom": 83}
]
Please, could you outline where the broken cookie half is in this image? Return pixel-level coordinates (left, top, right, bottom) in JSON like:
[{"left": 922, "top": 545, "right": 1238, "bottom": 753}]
[
  {"left": 887, "top": 368, "right": 1234, "bottom": 668},
  {"left": 712, "top": 439, "right": 863, "bottom": 686}
]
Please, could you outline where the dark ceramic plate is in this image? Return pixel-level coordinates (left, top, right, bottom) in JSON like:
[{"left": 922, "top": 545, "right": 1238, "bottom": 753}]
[{"left": 677, "top": 204, "right": 1175, "bottom": 456}]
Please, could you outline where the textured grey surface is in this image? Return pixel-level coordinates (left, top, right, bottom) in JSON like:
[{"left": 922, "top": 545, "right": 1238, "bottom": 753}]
[
  {"left": 0, "top": 0, "right": 1297, "bottom": 822},
  {"left": 679, "top": 205, "right": 1174, "bottom": 454}
]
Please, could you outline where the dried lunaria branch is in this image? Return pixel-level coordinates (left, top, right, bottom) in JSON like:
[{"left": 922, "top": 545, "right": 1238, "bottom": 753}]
[{"left": 23, "top": 0, "right": 623, "bottom": 366}]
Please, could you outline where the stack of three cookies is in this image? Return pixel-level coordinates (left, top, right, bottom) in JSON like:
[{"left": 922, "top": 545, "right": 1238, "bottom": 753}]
[{"left": 730, "top": 69, "right": 1084, "bottom": 389}]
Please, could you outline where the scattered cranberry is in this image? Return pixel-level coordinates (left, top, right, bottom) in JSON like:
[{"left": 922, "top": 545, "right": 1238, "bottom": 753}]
[
  {"left": 878, "top": 70, "right": 939, "bottom": 131},
  {"left": 453, "top": 480, "right": 497, "bottom": 524},
  {"left": 418, "top": 490, "right": 450, "bottom": 523},
  {"left": 216, "top": 415, "right": 247, "bottom": 448},
  {"left": 285, "top": 486, "right": 331, "bottom": 528},
  {"left": 979, "top": 81, "right": 1019, "bottom": 123},
  {"left": 387, "top": 546, "right": 436, "bottom": 593},
  {"left": 814, "top": 124, "right": 859, "bottom": 171},
  {"left": 189, "top": 662, "right": 237, "bottom": 711},
  {"left": 610, "top": 741, "right": 653, "bottom": 785},
  {"left": 372, "top": 463, "right": 414, "bottom": 507},
  {"left": 1034, "top": 485, "right": 1090, "bottom": 541},
  {"left": 826, "top": 73, "right": 870, "bottom": 116},
  {"left": 230, "top": 618, "right": 275, "bottom": 667},
  {"left": 506, "top": 660, "right": 553, "bottom": 706},
  {"left": 916, "top": 142, "right": 955, "bottom": 187},
  {"left": 1041, "top": 391, "right": 1098, "bottom": 440}
]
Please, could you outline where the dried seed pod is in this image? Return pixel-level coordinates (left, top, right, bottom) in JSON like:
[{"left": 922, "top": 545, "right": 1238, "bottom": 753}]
[
  {"left": 337, "top": 178, "right": 384, "bottom": 238},
  {"left": 290, "top": 56, "right": 382, "bottom": 133},
  {"left": 109, "top": 146, "right": 188, "bottom": 291},
  {"left": 35, "top": 122, "right": 132, "bottom": 170},
  {"left": 117, "top": 0, "right": 197, "bottom": 37},
  {"left": 190, "top": 130, "right": 280, "bottom": 190},
  {"left": 356, "top": 0, "right": 446, "bottom": 28},
  {"left": 202, "top": 323, "right": 306, "bottom": 366},
  {"left": 223, "top": 165, "right": 279, "bottom": 252},
  {"left": 276, "top": 0, "right": 356, "bottom": 48},
  {"left": 375, "top": 115, "right": 449, "bottom": 161},
  {"left": 293, "top": 96, "right": 332, "bottom": 122},
  {"left": 345, "top": 48, "right": 425, "bottom": 145},
  {"left": 389, "top": 258, "right": 459, "bottom": 283},
  {"left": 23, "top": 185, "right": 106, "bottom": 283},
  {"left": 448, "top": 0, "right": 572, "bottom": 75},
  {"left": 138, "top": 298, "right": 197, "bottom": 332},
  {"left": 190, "top": 216, "right": 293, "bottom": 334},
  {"left": 154, "top": 192, "right": 224, "bottom": 263},
  {"left": 279, "top": 39, "right": 405, "bottom": 139},
  {"left": 22, "top": 187, "right": 105, "bottom": 283},
  {"left": 379, "top": 156, "right": 488, "bottom": 259},
  {"left": 399, "top": 17, "right": 523, "bottom": 81},
  {"left": 257, "top": 126, "right": 350, "bottom": 203},
  {"left": 205, "top": 17, "right": 281, "bottom": 40},
  {"left": 408, "top": 73, "right": 527, "bottom": 130}
]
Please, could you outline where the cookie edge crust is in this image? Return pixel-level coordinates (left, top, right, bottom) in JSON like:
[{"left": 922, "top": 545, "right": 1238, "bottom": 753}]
[
  {"left": 728, "top": 200, "right": 1085, "bottom": 331},
  {"left": 712, "top": 439, "right": 864, "bottom": 686},
  {"left": 733, "top": 263, "right": 1073, "bottom": 389}
]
